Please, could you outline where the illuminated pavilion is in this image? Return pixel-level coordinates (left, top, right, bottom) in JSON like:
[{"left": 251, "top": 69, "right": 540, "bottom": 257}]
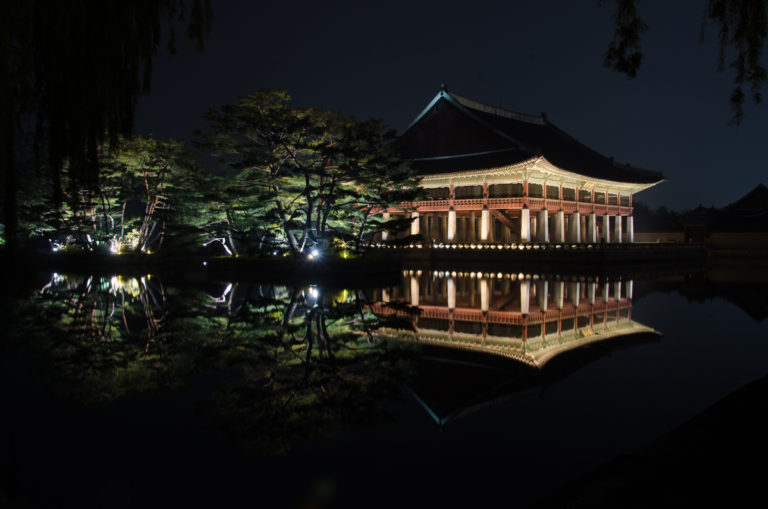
[{"left": 387, "top": 87, "right": 665, "bottom": 245}]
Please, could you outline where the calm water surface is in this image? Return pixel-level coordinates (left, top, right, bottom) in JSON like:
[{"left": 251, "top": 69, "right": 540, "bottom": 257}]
[{"left": 2, "top": 266, "right": 767, "bottom": 508}]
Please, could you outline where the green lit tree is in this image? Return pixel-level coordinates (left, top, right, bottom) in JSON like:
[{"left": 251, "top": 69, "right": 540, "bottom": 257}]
[
  {"left": 197, "top": 89, "right": 420, "bottom": 258},
  {"left": 18, "top": 135, "right": 203, "bottom": 253}
]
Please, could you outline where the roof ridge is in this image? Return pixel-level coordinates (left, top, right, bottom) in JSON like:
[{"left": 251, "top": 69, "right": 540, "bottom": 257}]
[
  {"left": 410, "top": 148, "right": 520, "bottom": 162},
  {"left": 447, "top": 91, "right": 546, "bottom": 125}
]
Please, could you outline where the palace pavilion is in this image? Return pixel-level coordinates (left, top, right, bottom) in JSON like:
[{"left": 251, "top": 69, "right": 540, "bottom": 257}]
[{"left": 387, "top": 87, "right": 665, "bottom": 245}]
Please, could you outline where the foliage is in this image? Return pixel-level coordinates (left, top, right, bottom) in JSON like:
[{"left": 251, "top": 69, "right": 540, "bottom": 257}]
[
  {"left": 197, "top": 89, "right": 421, "bottom": 257},
  {"left": 18, "top": 135, "right": 203, "bottom": 252},
  {"left": 632, "top": 201, "right": 683, "bottom": 232},
  {"left": 600, "top": 0, "right": 768, "bottom": 123}
]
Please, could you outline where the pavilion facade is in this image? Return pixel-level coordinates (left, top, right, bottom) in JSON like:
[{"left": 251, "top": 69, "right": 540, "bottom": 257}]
[{"left": 385, "top": 88, "right": 665, "bottom": 245}]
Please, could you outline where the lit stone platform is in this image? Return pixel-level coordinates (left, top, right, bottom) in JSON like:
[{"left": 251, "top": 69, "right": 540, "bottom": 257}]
[{"left": 369, "top": 241, "right": 707, "bottom": 266}]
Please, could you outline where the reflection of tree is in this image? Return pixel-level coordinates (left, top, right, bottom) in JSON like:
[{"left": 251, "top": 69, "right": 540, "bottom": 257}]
[{"left": 12, "top": 275, "right": 415, "bottom": 454}]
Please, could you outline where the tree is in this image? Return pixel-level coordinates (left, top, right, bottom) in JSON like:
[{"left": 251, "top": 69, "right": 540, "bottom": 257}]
[
  {"left": 600, "top": 0, "right": 768, "bottom": 123},
  {"left": 197, "top": 90, "right": 420, "bottom": 258},
  {"left": 18, "top": 135, "right": 202, "bottom": 253},
  {"left": 2, "top": 1, "right": 212, "bottom": 258}
]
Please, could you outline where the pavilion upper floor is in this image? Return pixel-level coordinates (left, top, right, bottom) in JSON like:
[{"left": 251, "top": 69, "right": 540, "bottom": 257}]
[{"left": 399, "top": 156, "right": 657, "bottom": 216}]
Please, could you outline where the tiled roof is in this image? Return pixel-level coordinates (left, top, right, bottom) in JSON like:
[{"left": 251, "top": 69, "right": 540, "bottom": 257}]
[{"left": 400, "top": 90, "right": 664, "bottom": 185}]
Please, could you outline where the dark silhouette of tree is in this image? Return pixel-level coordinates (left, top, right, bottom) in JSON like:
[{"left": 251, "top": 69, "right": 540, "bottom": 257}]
[
  {"left": 2, "top": 1, "right": 212, "bottom": 259},
  {"left": 600, "top": 0, "right": 768, "bottom": 123}
]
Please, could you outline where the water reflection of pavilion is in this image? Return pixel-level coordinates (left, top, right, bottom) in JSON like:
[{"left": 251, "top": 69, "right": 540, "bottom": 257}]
[{"left": 373, "top": 270, "right": 657, "bottom": 367}]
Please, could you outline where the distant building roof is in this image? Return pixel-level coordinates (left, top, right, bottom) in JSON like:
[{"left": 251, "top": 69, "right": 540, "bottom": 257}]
[
  {"left": 727, "top": 183, "right": 768, "bottom": 213},
  {"left": 399, "top": 88, "right": 665, "bottom": 186}
]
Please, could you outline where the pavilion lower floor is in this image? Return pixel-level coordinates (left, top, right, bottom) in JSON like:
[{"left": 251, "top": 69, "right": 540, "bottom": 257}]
[{"left": 382, "top": 208, "right": 634, "bottom": 244}]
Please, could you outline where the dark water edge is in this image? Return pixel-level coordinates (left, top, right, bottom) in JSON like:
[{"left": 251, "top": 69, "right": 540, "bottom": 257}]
[{"left": 535, "top": 371, "right": 768, "bottom": 508}]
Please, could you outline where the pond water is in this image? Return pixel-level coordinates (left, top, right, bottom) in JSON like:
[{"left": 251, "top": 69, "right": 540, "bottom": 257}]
[{"left": 1, "top": 266, "right": 767, "bottom": 508}]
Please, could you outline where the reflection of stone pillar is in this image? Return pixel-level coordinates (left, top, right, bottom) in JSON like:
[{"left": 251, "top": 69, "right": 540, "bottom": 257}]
[
  {"left": 614, "top": 215, "right": 623, "bottom": 243},
  {"left": 627, "top": 215, "right": 634, "bottom": 243},
  {"left": 480, "top": 278, "right": 489, "bottom": 313},
  {"left": 382, "top": 289, "right": 390, "bottom": 303},
  {"left": 587, "top": 282, "right": 596, "bottom": 305},
  {"left": 536, "top": 280, "right": 548, "bottom": 311},
  {"left": 554, "top": 281, "right": 564, "bottom": 310},
  {"left": 447, "top": 277, "right": 456, "bottom": 310},
  {"left": 381, "top": 212, "right": 390, "bottom": 241},
  {"left": 588, "top": 212, "right": 597, "bottom": 243},
  {"left": 602, "top": 282, "right": 609, "bottom": 302},
  {"left": 626, "top": 280, "right": 633, "bottom": 299},
  {"left": 410, "top": 211, "right": 420, "bottom": 236},
  {"left": 602, "top": 214, "right": 611, "bottom": 243},
  {"left": 569, "top": 282, "right": 580, "bottom": 307},
  {"left": 446, "top": 209, "right": 456, "bottom": 242},
  {"left": 410, "top": 275, "right": 419, "bottom": 306},
  {"left": 569, "top": 211, "right": 581, "bottom": 243},
  {"left": 520, "top": 207, "right": 530, "bottom": 242},
  {"left": 481, "top": 208, "right": 490, "bottom": 241},
  {"left": 520, "top": 280, "right": 530, "bottom": 315},
  {"left": 614, "top": 281, "right": 622, "bottom": 300},
  {"left": 554, "top": 210, "right": 565, "bottom": 243},
  {"left": 537, "top": 209, "right": 549, "bottom": 243}
]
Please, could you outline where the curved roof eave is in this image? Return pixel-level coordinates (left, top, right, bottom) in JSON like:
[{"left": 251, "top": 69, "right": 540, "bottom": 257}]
[{"left": 418, "top": 155, "right": 665, "bottom": 193}]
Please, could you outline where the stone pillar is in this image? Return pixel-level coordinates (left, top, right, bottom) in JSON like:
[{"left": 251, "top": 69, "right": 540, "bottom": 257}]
[
  {"left": 536, "top": 280, "right": 548, "bottom": 312},
  {"left": 469, "top": 212, "right": 476, "bottom": 242},
  {"left": 554, "top": 281, "right": 564, "bottom": 310},
  {"left": 447, "top": 277, "right": 456, "bottom": 310},
  {"left": 480, "top": 208, "right": 490, "bottom": 242},
  {"left": 440, "top": 216, "right": 448, "bottom": 243},
  {"left": 587, "top": 212, "right": 597, "bottom": 243},
  {"left": 381, "top": 211, "right": 390, "bottom": 241},
  {"left": 537, "top": 209, "right": 549, "bottom": 243},
  {"left": 614, "top": 215, "right": 623, "bottom": 244},
  {"left": 569, "top": 282, "right": 580, "bottom": 307},
  {"left": 554, "top": 210, "right": 565, "bottom": 243},
  {"left": 602, "top": 214, "right": 611, "bottom": 243},
  {"left": 520, "top": 207, "right": 530, "bottom": 242},
  {"left": 410, "top": 275, "right": 419, "bottom": 306},
  {"left": 480, "top": 278, "right": 489, "bottom": 313},
  {"left": 568, "top": 211, "right": 581, "bottom": 243},
  {"left": 627, "top": 215, "right": 634, "bottom": 243},
  {"left": 410, "top": 211, "right": 419, "bottom": 236},
  {"left": 520, "top": 280, "right": 530, "bottom": 315}
]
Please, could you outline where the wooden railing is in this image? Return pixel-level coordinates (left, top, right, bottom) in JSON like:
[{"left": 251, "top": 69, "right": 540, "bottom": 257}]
[{"left": 405, "top": 197, "right": 632, "bottom": 216}]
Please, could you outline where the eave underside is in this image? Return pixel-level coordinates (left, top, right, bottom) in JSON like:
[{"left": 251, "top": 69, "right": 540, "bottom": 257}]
[{"left": 415, "top": 155, "right": 662, "bottom": 195}]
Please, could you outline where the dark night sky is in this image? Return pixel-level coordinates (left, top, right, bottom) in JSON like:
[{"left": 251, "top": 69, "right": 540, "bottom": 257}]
[{"left": 134, "top": 1, "right": 768, "bottom": 211}]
